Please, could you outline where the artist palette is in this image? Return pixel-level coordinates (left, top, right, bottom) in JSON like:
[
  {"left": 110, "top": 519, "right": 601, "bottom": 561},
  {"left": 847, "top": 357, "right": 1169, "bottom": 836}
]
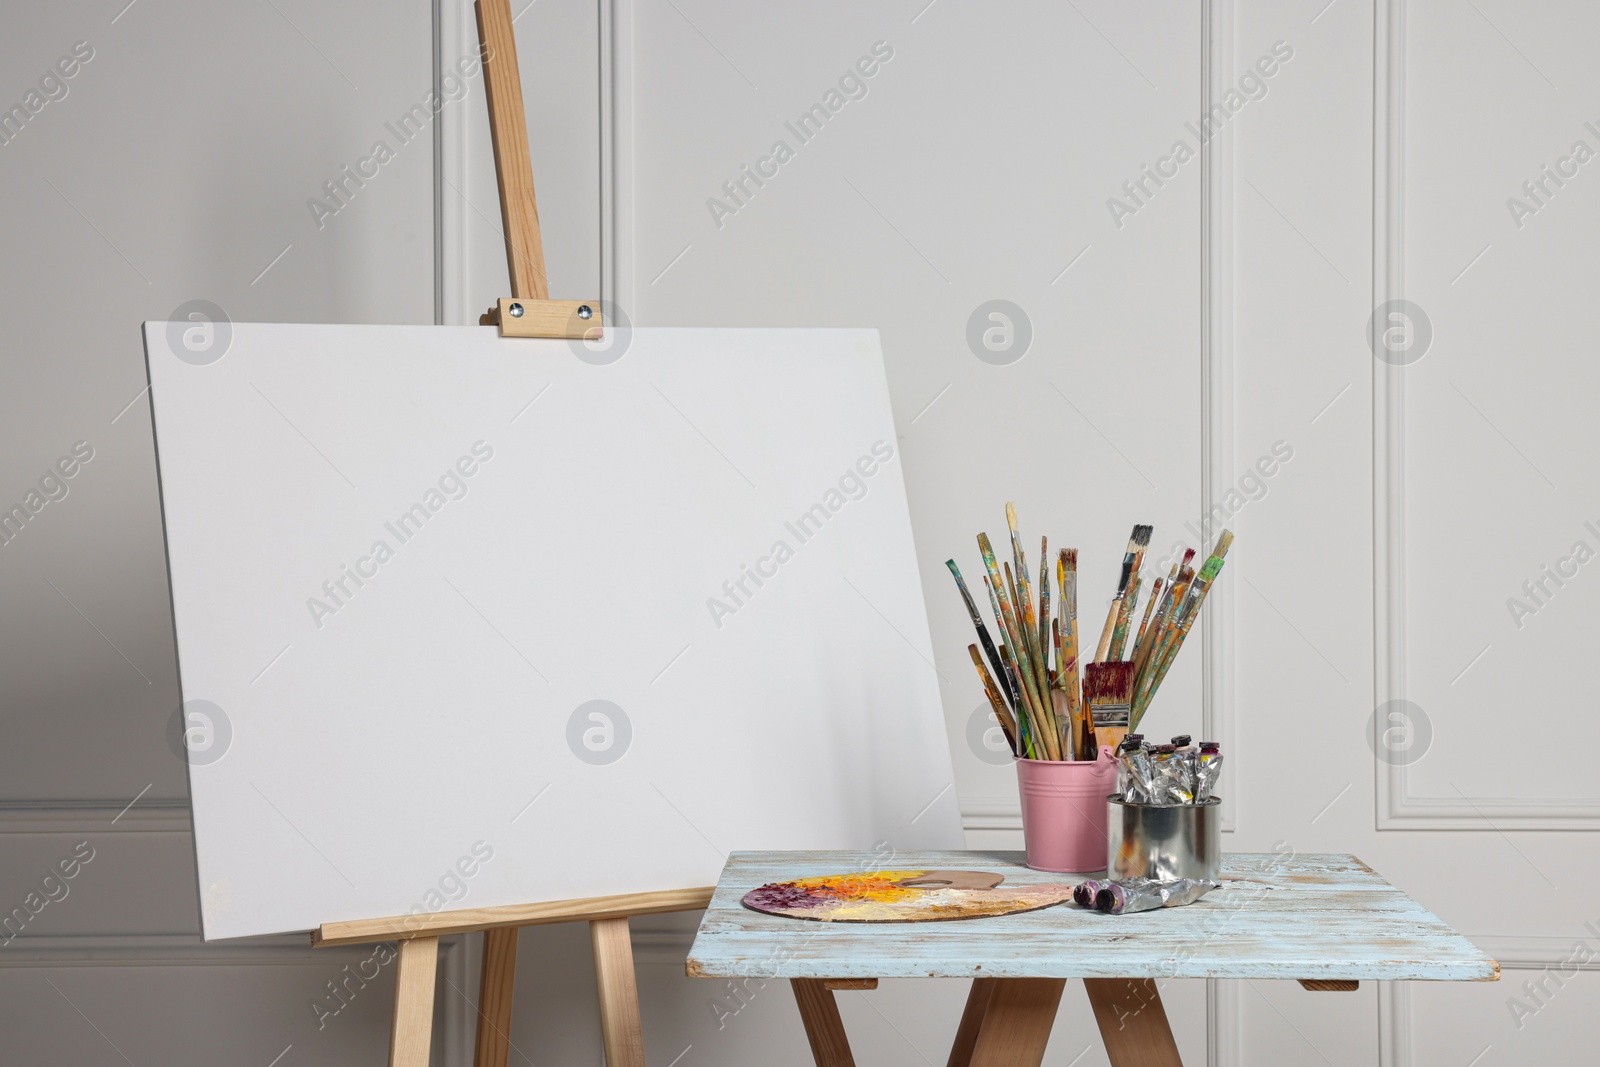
[{"left": 742, "top": 869, "right": 1075, "bottom": 923}]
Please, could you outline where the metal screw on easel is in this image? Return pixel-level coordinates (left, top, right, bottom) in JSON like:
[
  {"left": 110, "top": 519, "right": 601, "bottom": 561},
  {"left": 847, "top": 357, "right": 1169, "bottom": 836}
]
[
  {"left": 577, "top": 305, "right": 593, "bottom": 319},
  {"left": 508, "top": 302, "right": 525, "bottom": 317}
]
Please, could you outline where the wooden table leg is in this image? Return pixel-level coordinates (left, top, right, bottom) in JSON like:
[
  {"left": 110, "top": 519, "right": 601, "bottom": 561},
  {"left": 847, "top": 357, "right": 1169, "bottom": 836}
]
[
  {"left": 791, "top": 978, "right": 856, "bottom": 1067},
  {"left": 591, "top": 917, "right": 646, "bottom": 1067},
  {"left": 966, "top": 978, "right": 1066, "bottom": 1066},
  {"left": 946, "top": 977, "right": 997, "bottom": 1067},
  {"left": 389, "top": 936, "right": 439, "bottom": 1067},
  {"left": 1083, "top": 978, "right": 1183, "bottom": 1066},
  {"left": 473, "top": 927, "right": 519, "bottom": 1067}
]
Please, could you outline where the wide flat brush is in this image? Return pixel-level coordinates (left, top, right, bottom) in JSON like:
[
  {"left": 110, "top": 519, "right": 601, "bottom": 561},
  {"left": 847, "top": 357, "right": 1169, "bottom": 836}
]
[
  {"left": 1084, "top": 660, "right": 1135, "bottom": 754},
  {"left": 1095, "top": 524, "right": 1152, "bottom": 662}
]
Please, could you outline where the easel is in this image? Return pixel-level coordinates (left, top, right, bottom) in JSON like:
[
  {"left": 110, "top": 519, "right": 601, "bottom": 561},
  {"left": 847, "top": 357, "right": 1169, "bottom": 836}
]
[{"left": 310, "top": 4, "right": 713, "bottom": 1064}]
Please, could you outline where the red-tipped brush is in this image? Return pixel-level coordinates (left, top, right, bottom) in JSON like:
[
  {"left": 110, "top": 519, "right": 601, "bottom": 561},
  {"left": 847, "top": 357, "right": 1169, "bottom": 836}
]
[{"left": 1083, "top": 660, "right": 1135, "bottom": 757}]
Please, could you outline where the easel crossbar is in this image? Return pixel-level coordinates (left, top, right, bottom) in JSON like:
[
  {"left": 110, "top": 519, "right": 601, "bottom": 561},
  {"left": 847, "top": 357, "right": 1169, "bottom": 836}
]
[{"left": 314, "top": 886, "right": 714, "bottom": 947}]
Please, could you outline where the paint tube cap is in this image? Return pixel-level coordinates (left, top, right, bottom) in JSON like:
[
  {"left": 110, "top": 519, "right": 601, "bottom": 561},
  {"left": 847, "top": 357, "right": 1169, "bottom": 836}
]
[
  {"left": 1170, "top": 735, "right": 1192, "bottom": 747},
  {"left": 1200, "top": 741, "right": 1220, "bottom": 753}
]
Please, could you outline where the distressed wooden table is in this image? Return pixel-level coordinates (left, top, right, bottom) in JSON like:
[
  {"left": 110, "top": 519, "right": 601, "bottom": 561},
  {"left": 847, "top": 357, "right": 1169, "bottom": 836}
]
[{"left": 687, "top": 851, "right": 1497, "bottom": 1067}]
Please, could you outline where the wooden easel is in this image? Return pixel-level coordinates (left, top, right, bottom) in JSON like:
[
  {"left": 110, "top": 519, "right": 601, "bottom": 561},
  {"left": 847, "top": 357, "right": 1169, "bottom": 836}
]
[{"left": 310, "top": 4, "right": 713, "bottom": 1064}]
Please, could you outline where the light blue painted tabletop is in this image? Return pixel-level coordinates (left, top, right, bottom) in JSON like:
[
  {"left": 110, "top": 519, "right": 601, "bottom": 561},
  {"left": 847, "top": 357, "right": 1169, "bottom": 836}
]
[{"left": 686, "top": 851, "right": 1498, "bottom": 983}]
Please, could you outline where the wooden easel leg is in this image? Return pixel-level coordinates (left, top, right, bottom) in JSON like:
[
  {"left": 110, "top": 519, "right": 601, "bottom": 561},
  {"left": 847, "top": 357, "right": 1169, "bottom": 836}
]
[
  {"left": 389, "top": 936, "right": 439, "bottom": 1067},
  {"left": 946, "top": 977, "right": 997, "bottom": 1067},
  {"left": 1082, "top": 978, "right": 1184, "bottom": 1066},
  {"left": 966, "top": 978, "right": 1065, "bottom": 1067},
  {"left": 473, "top": 927, "right": 520, "bottom": 1067},
  {"left": 590, "top": 917, "right": 646, "bottom": 1067},
  {"left": 790, "top": 978, "right": 856, "bottom": 1067}
]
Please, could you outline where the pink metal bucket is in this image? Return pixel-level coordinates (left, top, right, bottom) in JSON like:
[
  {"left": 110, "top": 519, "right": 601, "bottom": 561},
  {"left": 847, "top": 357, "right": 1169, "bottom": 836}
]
[{"left": 1015, "top": 747, "right": 1118, "bottom": 873}]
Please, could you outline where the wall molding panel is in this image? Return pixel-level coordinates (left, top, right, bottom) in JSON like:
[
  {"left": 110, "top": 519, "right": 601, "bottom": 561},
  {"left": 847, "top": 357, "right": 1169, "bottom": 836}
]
[{"left": 1371, "top": 0, "right": 1600, "bottom": 831}]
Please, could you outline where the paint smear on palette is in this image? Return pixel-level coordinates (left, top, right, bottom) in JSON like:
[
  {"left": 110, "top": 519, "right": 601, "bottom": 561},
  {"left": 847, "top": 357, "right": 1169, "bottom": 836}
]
[{"left": 741, "top": 870, "right": 1075, "bottom": 923}]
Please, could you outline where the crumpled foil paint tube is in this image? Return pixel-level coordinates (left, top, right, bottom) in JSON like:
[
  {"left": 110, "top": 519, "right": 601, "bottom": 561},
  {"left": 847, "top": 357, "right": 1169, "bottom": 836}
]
[
  {"left": 1073, "top": 878, "right": 1112, "bottom": 908},
  {"left": 1195, "top": 741, "right": 1223, "bottom": 802},
  {"left": 1087, "top": 877, "right": 1218, "bottom": 915}
]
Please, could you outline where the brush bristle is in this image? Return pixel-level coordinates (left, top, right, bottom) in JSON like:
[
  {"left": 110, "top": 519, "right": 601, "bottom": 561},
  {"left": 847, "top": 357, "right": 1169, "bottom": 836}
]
[
  {"left": 1064, "top": 547, "right": 1078, "bottom": 568},
  {"left": 1131, "top": 524, "right": 1153, "bottom": 548},
  {"left": 1211, "top": 529, "right": 1235, "bottom": 558},
  {"left": 1084, "top": 660, "right": 1135, "bottom": 702}
]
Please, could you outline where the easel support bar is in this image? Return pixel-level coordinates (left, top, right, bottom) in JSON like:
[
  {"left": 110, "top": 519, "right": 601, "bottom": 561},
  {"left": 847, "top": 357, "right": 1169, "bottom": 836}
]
[
  {"left": 313, "top": 885, "right": 714, "bottom": 947},
  {"left": 474, "top": 0, "right": 601, "bottom": 339},
  {"left": 476, "top": 0, "right": 547, "bottom": 301}
]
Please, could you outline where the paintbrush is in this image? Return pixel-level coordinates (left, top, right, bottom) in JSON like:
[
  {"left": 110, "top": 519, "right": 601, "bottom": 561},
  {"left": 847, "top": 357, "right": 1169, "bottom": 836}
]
[
  {"left": 1130, "top": 531, "right": 1234, "bottom": 730},
  {"left": 1084, "top": 660, "right": 1135, "bottom": 755},
  {"left": 985, "top": 570, "right": 1047, "bottom": 756},
  {"left": 979, "top": 535, "right": 1040, "bottom": 712},
  {"left": 1095, "top": 524, "right": 1152, "bottom": 662},
  {"left": 1107, "top": 574, "right": 1140, "bottom": 661},
  {"left": 1002, "top": 513, "right": 1059, "bottom": 755},
  {"left": 1001, "top": 560, "right": 1053, "bottom": 754},
  {"left": 1002, "top": 653, "right": 1041, "bottom": 760},
  {"left": 1135, "top": 553, "right": 1194, "bottom": 685},
  {"left": 1037, "top": 536, "right": 1051, "bottom": 676},
  {"left": 1059, "top": 548, "right": 1087, "bottom": 758},
  {"left": 1005, "top": 505, "right": 1054, "bottom": 710},
  {"left": 968, "top": 644, "right": 1018, "bottom": 755},
  {"left": 982, "top": 541, "right": 1058, "bottom": 761},
  {"left": 945, "top": 560, "right": 1012, "bottom": 713},
  {"left": 1011, "top": 559, "right": 1051, "bottom": 727},
  {"left": 1133, "top": 564, "right": 1190, "bottom": 703},
  {"left": 1132, "top": 575, "right": 1165, "bottom": 663}
]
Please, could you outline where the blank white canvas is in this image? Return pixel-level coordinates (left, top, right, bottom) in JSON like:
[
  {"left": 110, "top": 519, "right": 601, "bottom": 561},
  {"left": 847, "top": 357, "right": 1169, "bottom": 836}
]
[{"left": 143, "top": 323, "right": 960, "bottom": 939}]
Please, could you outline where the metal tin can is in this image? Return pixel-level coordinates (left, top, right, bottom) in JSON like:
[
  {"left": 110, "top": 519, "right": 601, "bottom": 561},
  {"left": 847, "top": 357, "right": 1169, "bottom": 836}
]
[{"left": 1106, "top": 794, "right": 1222, "bottom": 882}]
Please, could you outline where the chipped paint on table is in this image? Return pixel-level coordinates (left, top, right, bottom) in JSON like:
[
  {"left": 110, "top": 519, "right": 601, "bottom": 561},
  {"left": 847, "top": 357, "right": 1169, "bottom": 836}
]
[{"left": 686, "top": 851, "right": 1498, "bottom": 983}]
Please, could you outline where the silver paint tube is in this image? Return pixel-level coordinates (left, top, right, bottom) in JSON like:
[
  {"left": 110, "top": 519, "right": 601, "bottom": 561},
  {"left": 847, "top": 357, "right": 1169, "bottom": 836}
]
[
  {"left": 1195, "top": 741, "right": 1223, "bottom": 802},
  {"left": 1073, "top": 878, "right": 1113, "bottom": 908},
  {"left": 1094, "top": 877, "right": 1218, "bottom": 915}
]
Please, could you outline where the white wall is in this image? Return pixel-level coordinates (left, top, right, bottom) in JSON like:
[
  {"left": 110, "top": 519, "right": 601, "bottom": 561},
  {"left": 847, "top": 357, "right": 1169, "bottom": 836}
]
[{"left": 4, "top": 0, "right": 1594, "bottom": 1063}]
